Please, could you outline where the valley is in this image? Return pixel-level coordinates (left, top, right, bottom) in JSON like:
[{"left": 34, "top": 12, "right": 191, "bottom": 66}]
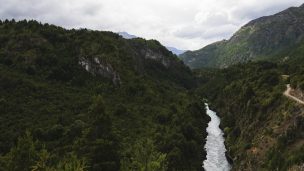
[{"left": 1, "top": 2, "right": 304, "bottom": 171}]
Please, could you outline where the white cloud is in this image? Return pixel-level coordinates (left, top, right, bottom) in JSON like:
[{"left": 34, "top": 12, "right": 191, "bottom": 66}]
[{"left": 0, "top": 0, "right": 303, "bottom": 50}]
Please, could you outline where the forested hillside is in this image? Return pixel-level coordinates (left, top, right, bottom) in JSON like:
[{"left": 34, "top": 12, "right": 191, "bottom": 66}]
[
  {"left": 181, "top": 4, "right": 304, "bottom": 69},
  {"left": 181, "top": 4, "right": 304, "bottom": 170},
  {"left": 195, "top": 61, "right": 304, "bottom": 170},
  {"left": 0, "top": 20, "right": 209, "bottom": 171}
]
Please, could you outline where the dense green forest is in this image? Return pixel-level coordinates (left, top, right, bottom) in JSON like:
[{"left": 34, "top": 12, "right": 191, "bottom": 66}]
[
  {"left": 2, "top": 7, "right": 304, "bottom": 171},
  {"left": 0, "top": 20, "right": 210, "bottom": 171},
  {"left": 195, "top": 61, "right": 304, "bottom": 170},
  {"left": 182, "top": 5, "right": 304, "bottom": 170}
]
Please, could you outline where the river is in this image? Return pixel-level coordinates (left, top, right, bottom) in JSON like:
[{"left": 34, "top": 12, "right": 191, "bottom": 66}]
[{"left": 203, "top": 104, "right": 231, "bottom": 171}]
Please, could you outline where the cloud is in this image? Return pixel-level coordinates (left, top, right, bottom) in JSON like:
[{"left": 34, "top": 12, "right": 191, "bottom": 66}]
[
  {"left": 231, "top": 0, "right": 303, "bottom": 22},
  {"left": 0, "top": 0, "right": 303, "bottom": 50}
]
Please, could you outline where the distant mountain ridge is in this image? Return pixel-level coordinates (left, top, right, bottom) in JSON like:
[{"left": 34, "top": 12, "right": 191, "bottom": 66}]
[
  {"left": 118, "top": 32, "right": 186, "bottom": 55},
  {"left": 166, "top": 47, "right": 186, "bottom": 56},
  {"left": 180, "top": 4, "right": 304, "bottom": 68},
  {"left": 117, "top": 32, "right": 137, "bottom": 39}
]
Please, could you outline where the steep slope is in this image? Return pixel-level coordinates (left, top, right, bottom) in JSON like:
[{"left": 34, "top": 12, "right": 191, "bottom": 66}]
[
  {"left": 181, "top": 4, "right": 304, "bottom": 69},
  {"left": 196, "top": 62, "right": 304, "bottom": 170},
  {"left": 0, "top": 20, "right": 209, "bottom": 171}
]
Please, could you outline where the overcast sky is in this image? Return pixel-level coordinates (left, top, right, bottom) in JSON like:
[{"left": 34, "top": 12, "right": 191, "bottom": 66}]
[{"left": 0, "top": 0, "right": 303, "bottom": 50}]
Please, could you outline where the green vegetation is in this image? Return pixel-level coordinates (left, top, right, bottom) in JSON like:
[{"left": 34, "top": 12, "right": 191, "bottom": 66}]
[
  {"left": 181, "top": 6, "right": 304, "bottom": 169},
  {"left": 195, "top": 61, "right": 304, "bottom": 170},
  {"left": 181, "top": 4, "right": 304, "bottom": 69},
  {"left": 3, "top": 9, "right": 304, "bottom": 170},
  {"left": 0, "top": 20, "right": 209, "bottom": 171}
]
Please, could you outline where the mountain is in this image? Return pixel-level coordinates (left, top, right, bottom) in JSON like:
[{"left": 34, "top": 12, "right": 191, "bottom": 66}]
[
  {"left": 181, "top": 4, "right": 304, "bottom": 69},
  {"left": 0, "top": 20, "right": 209, "bottom": 171},
  {"left": 118, "top": 32, "right": 186, "bottom": 55},
  {"left": 166, "top": 46, "right": 186, "bottom": 56},
  {"left": 117, "top": 31, "right": 137, "bottom": 39}
]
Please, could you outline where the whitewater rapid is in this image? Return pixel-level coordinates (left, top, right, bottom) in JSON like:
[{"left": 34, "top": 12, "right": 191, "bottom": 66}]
[{"left": 203, "top": 104, "right": 231, "bottom": 171}]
